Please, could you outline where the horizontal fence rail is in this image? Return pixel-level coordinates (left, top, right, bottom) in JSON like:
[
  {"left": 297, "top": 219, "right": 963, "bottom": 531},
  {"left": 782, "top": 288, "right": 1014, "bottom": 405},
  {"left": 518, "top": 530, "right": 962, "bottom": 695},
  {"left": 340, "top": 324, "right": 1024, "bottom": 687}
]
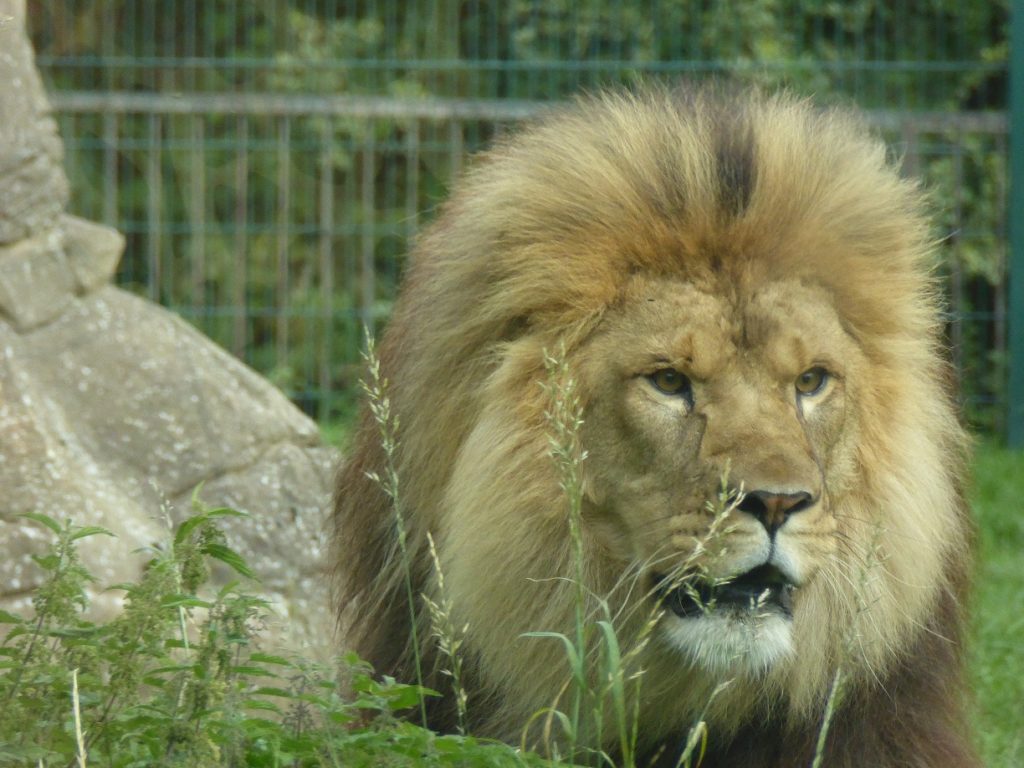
[{"left": 48, "top": 91, "right": 1013, "bottom": 132}]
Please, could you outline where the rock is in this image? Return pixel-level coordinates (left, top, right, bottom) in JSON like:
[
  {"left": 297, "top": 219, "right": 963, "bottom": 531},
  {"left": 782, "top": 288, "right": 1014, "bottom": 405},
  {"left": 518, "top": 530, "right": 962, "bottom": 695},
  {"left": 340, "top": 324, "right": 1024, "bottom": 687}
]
[
  {"left": 0, "top": 286, "right": 340, "bottom": 656},
  {"left": 0, "top": 215, "right": 124, "bottom": 330},
  {"left": 62, "top": 214, "right": 125, "bottom": 293},
  {"left": 0, "top": 231, "right": 74, "bottom": 330},
  {"left": 0, "top": 0, "right": 69, "bottom": 244},
  {"left": 0, "top": 0, "right": 340, "bottom": 661}
]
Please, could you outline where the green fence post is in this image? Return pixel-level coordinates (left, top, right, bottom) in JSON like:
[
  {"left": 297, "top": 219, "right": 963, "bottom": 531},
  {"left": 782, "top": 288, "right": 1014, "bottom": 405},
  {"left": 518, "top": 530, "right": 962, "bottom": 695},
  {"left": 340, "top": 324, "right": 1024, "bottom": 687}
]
[{"left": 1010, "top": 0, "right": 1024, "bottom": 447}]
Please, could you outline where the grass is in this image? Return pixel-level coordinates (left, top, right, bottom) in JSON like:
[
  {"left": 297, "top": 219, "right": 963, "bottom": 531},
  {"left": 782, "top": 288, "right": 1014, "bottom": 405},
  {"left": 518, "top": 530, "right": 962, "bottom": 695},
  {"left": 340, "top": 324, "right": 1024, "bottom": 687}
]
[
  {"left": 318, "top": 420, "right": 352, "bottom": 451},
  {"left": 969, "top": 441, "right": 1024, "bottom": 767}
]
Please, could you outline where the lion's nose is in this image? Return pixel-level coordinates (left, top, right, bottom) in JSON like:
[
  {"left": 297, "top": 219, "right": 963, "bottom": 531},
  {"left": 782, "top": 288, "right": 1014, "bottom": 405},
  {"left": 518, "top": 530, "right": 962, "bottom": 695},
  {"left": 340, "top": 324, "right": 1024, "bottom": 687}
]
[{"left": 736, "top": 490, "right": 815, "bottom": 535}]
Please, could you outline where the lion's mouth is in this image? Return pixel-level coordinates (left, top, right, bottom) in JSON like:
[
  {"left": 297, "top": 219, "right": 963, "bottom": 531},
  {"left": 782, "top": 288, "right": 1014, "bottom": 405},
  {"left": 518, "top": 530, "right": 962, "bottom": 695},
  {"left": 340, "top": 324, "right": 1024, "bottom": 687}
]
[{"left": 653, "top": 565, "right": 797, "bottom": 619}]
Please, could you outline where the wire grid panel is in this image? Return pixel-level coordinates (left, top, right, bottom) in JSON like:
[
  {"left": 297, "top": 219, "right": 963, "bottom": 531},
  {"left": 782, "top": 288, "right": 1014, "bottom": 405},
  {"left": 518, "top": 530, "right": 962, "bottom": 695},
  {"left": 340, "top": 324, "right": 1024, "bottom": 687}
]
[{"left": 29, "top": 2, "right": 1010, "bottom": 429}]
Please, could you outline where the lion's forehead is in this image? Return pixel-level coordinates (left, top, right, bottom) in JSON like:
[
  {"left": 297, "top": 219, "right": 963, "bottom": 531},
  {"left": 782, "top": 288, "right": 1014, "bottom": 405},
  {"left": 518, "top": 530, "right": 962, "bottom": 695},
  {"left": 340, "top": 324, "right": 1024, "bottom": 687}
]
[{"left": 607, "top": 275, "right": 851, "bottom": 380}]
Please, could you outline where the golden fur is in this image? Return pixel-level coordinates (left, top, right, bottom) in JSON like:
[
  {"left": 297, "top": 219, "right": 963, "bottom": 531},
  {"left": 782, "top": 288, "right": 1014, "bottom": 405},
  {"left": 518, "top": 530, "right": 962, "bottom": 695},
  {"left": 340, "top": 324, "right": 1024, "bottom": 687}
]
[{"left": 333, "top": 84, "right": 978, "bottom": 766}]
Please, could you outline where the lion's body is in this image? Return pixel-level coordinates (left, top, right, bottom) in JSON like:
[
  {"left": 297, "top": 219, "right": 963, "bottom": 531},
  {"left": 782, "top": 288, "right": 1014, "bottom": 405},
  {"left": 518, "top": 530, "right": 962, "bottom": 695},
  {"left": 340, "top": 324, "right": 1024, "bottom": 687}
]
[{"left": 332, "top": 85, "right": 978, "bottom": 767}]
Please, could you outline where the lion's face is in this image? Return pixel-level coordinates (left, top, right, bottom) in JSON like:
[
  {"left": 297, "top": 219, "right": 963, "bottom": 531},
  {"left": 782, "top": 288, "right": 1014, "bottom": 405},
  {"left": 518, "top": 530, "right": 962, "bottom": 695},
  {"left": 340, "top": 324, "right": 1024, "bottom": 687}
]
[{"left": 579, "top": 273, "right": 860, "bottom": 674}]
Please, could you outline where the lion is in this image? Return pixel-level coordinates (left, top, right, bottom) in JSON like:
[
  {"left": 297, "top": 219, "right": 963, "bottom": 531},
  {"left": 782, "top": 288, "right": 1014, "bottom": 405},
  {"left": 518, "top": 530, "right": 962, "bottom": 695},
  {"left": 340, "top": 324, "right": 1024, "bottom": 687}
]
[{"left": 332, "top": 83, "right": 979, "bottom": 767}]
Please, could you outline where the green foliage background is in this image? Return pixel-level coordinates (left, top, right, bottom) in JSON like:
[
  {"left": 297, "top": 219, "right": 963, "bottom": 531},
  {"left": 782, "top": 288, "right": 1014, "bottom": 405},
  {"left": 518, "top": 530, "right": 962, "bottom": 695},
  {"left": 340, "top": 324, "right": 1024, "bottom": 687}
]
[{"left": 28, "top": 0, "right": 1011, "bottom": 429}]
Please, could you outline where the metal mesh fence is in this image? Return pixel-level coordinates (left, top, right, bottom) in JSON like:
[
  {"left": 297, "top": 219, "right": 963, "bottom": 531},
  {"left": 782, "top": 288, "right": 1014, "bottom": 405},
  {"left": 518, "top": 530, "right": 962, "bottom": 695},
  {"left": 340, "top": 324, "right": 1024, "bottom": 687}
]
[{"left": 27, "top": 1, "right": 1011, "bottom": 433}]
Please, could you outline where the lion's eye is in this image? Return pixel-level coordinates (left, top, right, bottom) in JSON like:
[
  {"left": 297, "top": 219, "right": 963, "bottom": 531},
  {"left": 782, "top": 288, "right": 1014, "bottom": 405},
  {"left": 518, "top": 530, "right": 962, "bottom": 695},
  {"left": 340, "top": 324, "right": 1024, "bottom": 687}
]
[
  {"left": 649, "top": 368, "right": 692, "bottom": 399},
  {"left": 795, "top": 367, "right": 829, "bottom": 396}
]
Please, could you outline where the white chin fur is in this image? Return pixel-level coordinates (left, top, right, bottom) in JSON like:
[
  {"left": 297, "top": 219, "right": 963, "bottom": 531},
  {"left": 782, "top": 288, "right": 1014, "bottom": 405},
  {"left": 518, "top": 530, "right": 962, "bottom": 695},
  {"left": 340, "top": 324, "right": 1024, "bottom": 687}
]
[{"left": 661, "top": 610, "right": 794, "bottom": 677}]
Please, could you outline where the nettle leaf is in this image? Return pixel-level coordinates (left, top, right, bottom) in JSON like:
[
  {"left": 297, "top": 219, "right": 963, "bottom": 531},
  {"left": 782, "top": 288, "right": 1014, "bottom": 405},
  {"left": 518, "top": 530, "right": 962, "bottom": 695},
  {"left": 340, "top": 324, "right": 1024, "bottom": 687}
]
[
  {"left": 202, "top": 543, "right": 256, "bottom": 579},
  {"left": 146, "top": 663, "right": 195, "bottom": 676},
  {"left": 174, "top": 515, "right": 208, "bottom": 546},
  {"left": 45, "top": 626, "right": 100, "bottom": 640},
  {"left": 376, "top": 682, "right": 439, "bottom": 712},
  {"left": 19, "top": 512, "right": 62, "bottom": 534},
  {"left": 0, "top": 609, "right": 25, "bottom": 624},
  {"left": 31, "top": 553, "right": 61, "bottom": 570},
  {"left": 160, "top": 594, "right": 214, "bottom": 609},
  {"left": 243, "top": 699, "right": 283, "bottom": 713},
  {"left": 248, "top": 653, "right": 294, "bottom": 667},
  {"left": 69, "top": 525, "right": 116, "bottom": 542},
  {"left": 251, "top": 685, "right": 295, "bottom": 698},
  {"left": 203, "top": 507, "right": 249, "bottom": 520},
  {"left": 232, "top": 664, "right": 280, "bottom": 678}
]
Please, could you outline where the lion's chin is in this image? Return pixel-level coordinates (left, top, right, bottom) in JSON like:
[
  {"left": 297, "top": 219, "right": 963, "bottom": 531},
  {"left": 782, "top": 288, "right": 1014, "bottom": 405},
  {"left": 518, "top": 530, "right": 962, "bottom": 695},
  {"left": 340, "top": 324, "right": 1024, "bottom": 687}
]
[
  {"left": 660, "top": 609, "right": 795, "bottom": 678},
  {"left": 652, "top": 564, "right": 797, "bottom": 676}
]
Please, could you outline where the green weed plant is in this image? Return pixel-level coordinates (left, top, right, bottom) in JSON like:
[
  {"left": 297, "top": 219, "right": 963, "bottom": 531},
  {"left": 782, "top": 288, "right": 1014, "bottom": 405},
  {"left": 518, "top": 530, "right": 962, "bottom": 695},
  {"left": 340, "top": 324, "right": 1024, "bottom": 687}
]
[{"left": 0, "top": 501, "right": 542, "bottom": 767}]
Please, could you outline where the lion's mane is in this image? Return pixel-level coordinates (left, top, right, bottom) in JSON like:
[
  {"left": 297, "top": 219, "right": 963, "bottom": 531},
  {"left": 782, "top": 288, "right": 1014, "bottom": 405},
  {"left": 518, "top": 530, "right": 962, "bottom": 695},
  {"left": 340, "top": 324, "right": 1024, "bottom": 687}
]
[{"left": 332, "top": 84, "right": 978, "bottom": 767}]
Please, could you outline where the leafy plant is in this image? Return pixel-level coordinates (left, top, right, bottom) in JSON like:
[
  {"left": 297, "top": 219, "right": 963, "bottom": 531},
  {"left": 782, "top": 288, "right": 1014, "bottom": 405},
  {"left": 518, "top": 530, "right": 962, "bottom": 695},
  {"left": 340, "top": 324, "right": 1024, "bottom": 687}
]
[{"left": 0, "top": 502, "right": 547, "bottom": 767}]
